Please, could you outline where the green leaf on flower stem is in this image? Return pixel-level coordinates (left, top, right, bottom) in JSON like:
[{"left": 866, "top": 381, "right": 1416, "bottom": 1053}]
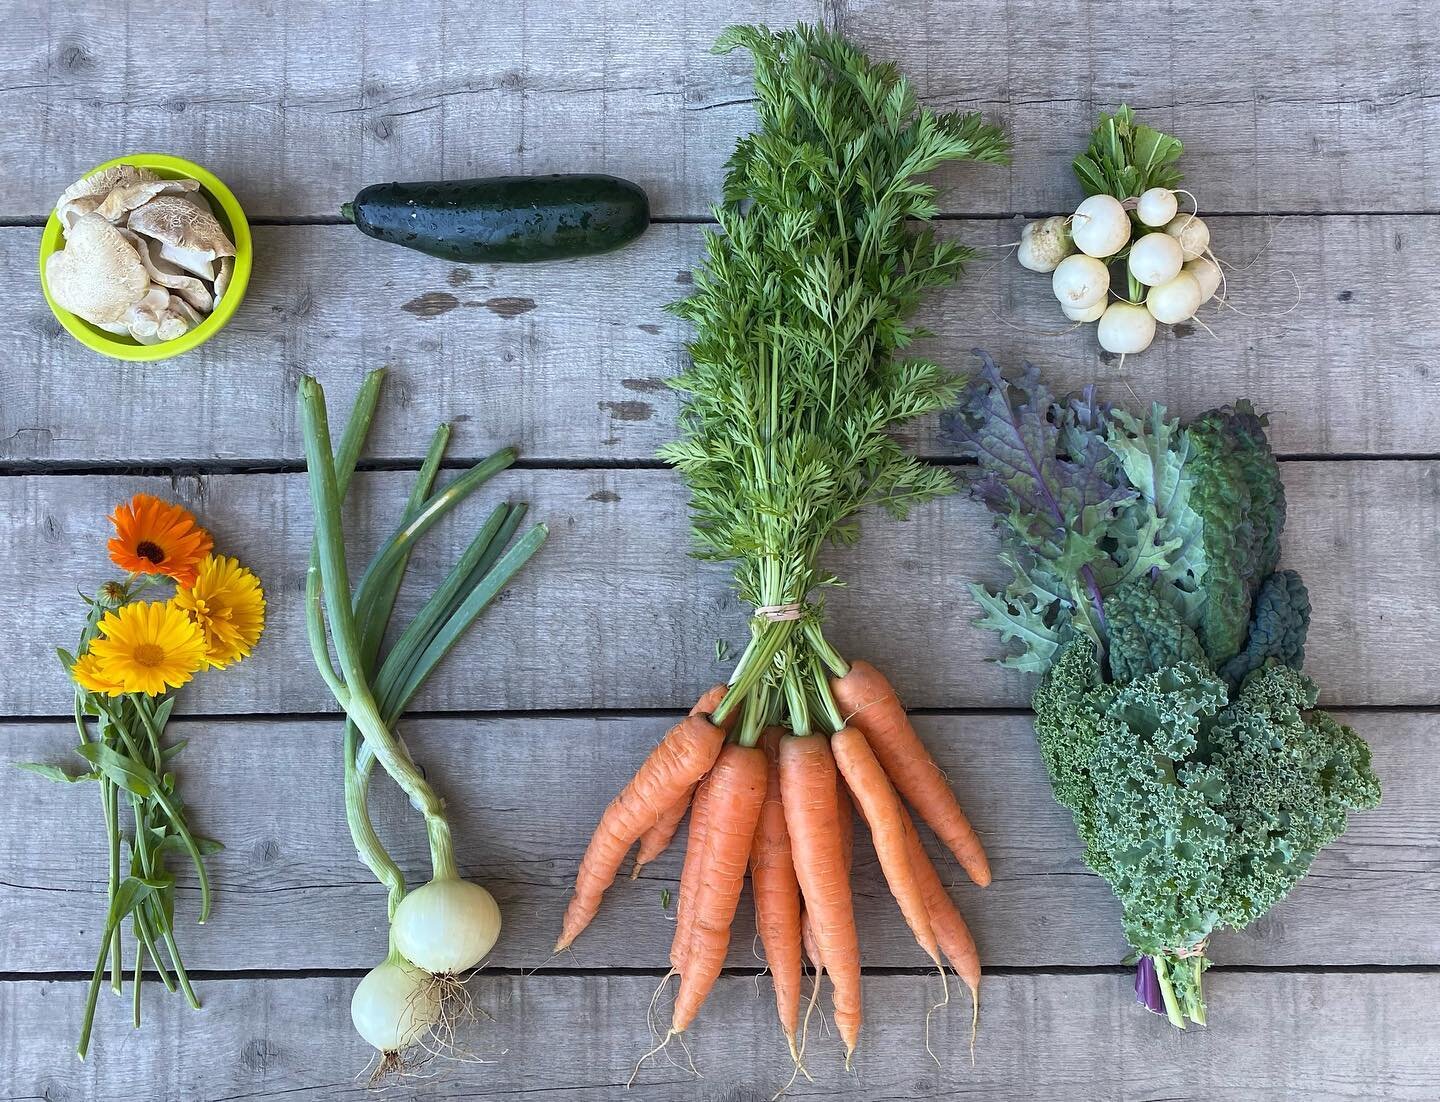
[
  {"left": 56, "top": 648, "right": 77, "bottom": 670},
  {"left": 74, "top": 742, "right": 158, "bottom": 797},
  {"left": 108, "top": 876, "right": 165, "bottom": 926},
  {"left": 157, "top": 833, "right": 224, "bottom": 858},
  {"left": 151, "top": 697, "right": 176, "bottom": 730},
  {"left": 15, "top": 762, "right": 98, "bottom": 784},
  {"left": 160, "top": 739, "right": 188, "bottom": 762}
]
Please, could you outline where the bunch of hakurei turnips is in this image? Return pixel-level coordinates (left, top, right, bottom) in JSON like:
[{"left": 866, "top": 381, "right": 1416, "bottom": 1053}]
[{"left": 1017, "top": 107, "right": 1220, "bottom": 357}]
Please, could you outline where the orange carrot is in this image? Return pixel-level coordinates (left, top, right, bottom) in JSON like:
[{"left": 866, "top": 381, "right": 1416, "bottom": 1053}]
[
  {"left": 672, "top": 744, "right": 768, "bottom": 1032},
  {"left": 833, "top": 726, "right": 941, "bottom": 969},
  {"left": 900, "top": 806, "right": 980, "bottom": 999},
  {"left": 557, "top": 714, "right": 727, "bottom": 951},
  {"left": 750, "top": 728, "right": 803, "bottom": 1059},
  {"left": 631, "top": 685, "right": 733, "bottom": 878},
  {"left": 669, "top": 771, "right": 714, "bottom": 973},
  {"left": 800, "top": 909, "right": 821, "bottom": 971},
  {"left": 779, "top": 733, "right": 862, "bottom": 1058},
  {"left": 832, "top": 660, "right": 991, "bottom": 886},
  {"left": 836, "top": 772, "right": 854, "bottom": 874}
]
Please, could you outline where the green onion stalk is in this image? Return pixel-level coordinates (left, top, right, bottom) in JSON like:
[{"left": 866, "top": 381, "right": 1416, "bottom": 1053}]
[{"left": 297, "top": 370, "right": 546, "bottom": 1067}]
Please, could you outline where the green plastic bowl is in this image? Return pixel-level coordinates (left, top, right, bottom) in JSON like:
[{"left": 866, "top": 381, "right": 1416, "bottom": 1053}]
[{"left": 37, "top": 153, "right": 252, "bottom": 361}]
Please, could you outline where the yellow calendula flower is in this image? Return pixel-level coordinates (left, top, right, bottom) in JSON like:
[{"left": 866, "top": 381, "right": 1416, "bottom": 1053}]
[
  {"left": 70, "top": 651, "right": 126, "bottom": 697},
  {"left": 87, "top": 601, "right": 208, "bottom": 696},
  {"left": 172, "top": 554, "right": 266, "bottom": 669}
]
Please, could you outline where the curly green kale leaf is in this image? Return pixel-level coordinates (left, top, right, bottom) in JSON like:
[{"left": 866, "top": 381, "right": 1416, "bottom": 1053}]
[
  {"left": 1105, "top": 405, "right": 1205, "bottom": 625},
  {"left": 1206, "top": 663, "right": 1381, "bottom": 928},
  {"left": 1032, "top": 640, "right": 1112, "bottom": 821},
  {"left": 1085, "top": 663, "right": 1232, "bottom": 952},
  {"left": 1217, "top": 570, "right": 1311, "bottom": 689},
  {"left": 1184, "top": 402, "right": 1286, "bottom": 665},
  {"left": 1104, "top": 578, "right": 1207, "bottom": 685}
]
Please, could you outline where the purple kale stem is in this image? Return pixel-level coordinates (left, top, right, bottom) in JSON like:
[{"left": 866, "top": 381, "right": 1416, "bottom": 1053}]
[
  {"left": 1080, "top": 563, "right": 1109, "bottom": 641},
  {"left": 1134, "top": 954, "right": 1165, "bottom": 1015}
]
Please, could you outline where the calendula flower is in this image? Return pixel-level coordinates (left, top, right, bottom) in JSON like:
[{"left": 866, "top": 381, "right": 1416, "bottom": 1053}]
[
  {"left": 70, "top": 651, "right": 126, "bottom": 697},
  {"left": 107, "top": 494, "right": 214, "bottom": 588},
  {"left": 87, "top": 601, "right": 207, "bottom": 696},
  {"left": 173, "top": 554, "right": 266, "bottom": 669}
]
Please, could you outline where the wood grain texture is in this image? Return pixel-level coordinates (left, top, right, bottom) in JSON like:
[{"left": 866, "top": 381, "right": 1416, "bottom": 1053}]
[
  {"left": 5, "top": 217, "right": 1439, "bottom": 463},
  {"left": 1, "top": 461, "right": 1434, "bottom": 717},
  {"left": 3, "top": 0, "right": 1432, "bottom": 218},
  {"left": 0, "top": 712, "right": 1427, "bottom": 973},
  {"left": 0, "top": 0, "right": 818, "bottom": 220},
  {"left": 6, "top": 972, "right": 1438, "bottom": 1100},
  {"left": 844, "top": 0, "right": 1440, "bottom": 216}
]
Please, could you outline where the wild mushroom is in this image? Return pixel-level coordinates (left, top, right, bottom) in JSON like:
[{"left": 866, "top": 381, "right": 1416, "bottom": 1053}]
[
  {"left": 57, "top": 165, "right": 158, "bottom": 233},
  {"left": 44, "top": 214, "right": 150, "bottom": 324},
  {"left": 127, "top": 194, "right": 236, "bottom": 282},
  {"left": 122, "top": 286, "right": 177, "bottom": 344},
  {"left": 214, "top": 255, "right": 236, "bottom": 302},
  {"left": 117, "top": 226, "right": 215, "bottom": 312},
  {"left": 95, "top": 176, "right": 200, "bottom": 223}
]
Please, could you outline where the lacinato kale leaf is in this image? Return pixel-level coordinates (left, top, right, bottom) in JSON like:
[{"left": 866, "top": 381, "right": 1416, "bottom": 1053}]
[
  {"left": 1217, "top": 570, "right": 1310, "bottom": 689},
  {"left": 1186, "top": 403, "right": 1287, "bottom": 665}
]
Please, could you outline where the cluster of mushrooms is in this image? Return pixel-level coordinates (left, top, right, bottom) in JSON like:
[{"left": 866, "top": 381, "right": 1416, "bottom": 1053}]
[{"left": 46, "top": 165, "right": 238, "bottom": 344}]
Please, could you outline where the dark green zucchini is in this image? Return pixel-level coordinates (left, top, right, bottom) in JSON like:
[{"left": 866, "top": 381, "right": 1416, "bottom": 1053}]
[{"left": 341, "top": 174, "right": 649, "bottom": 263}]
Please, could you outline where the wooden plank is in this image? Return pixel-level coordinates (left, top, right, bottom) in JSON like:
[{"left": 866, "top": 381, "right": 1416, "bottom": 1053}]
[
  {"left": 0, "top": 712, "right": 1427, "bottom": 974},
  {"left": 0, "top": 0, "right": 818, "bottom": 221},
  {"left": 5, "top": 216, "right": 1440, "bottom": 463},
  {"left": 845, "top": 0, "right": 1440, "bottom": 216},
  {"left": 0, "top": 461, "right": 1434, "bottom": 717},
  {"left": 3, "top": 0, "right": 1432, "bottom": 218},
  {"left": 6, "top": 972, "right": 1438, "bottom": 1100}
]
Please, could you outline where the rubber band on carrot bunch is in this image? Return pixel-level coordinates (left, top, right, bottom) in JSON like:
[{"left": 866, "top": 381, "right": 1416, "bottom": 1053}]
[{"left": 554, "top": 22, "right": 996, "bottom": 1090}]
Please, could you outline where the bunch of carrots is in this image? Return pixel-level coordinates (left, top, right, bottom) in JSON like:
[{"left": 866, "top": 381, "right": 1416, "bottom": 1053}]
[
  {"left": 556, "top": 24, "right": 1008, "bottom": 1069},
  {"left": 559, "top": 665, "right": 989, "bottom": 1063}
]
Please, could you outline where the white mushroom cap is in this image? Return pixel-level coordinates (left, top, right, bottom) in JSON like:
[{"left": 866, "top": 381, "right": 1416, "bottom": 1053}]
[
  {"left": 95, "top": 177, "right": 200, "bottom": 223},
  {"left": 123, "top": 286, "right": 175, "bottom": 344},
  {"left": 57, "top": 165, "right": 158, "bottom": 232},
  {"left": 116, "top": 226, "right": 214, "bottom": 312},
  {"left": 127, "top": 194, "right": 236, "bottom": 281},
  {"left": 45, "top": 213, "right": 150, "bottom": 324},
  {"left": 213, "top": 255, "right": 235, "bottom": 302}
]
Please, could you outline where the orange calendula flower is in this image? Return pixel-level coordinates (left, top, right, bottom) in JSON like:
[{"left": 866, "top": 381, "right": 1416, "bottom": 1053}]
[
  {"left": 87, "top": 601, "right": 208, "bottom": 696},
  {"left": 107, "top": 494, "right": 214, "bottom": 588},
  {"left": 173, "top": 555, "right": 266, "bottom": 669},
  {"left": 70, "top": 651, "right": 126, "bottom": 697}
]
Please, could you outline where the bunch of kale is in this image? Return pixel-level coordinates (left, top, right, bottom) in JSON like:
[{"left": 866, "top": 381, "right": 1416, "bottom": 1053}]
[{"left": 945, "top": 354, "right": 1380, "bottom": 1028}]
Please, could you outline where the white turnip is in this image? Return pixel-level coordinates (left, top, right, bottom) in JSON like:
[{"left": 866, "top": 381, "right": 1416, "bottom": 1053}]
[
  {"left": 1128, "top": 233, "right": 1184, "bottom": 287},
  {"left": 1136, "top": 187, "right": 1178, "bottom": 228},
  {"left": 1062, "top": 299, "right": 1107, "bottom": 322},
  {"left": 1164, "top": 213, "right": 1210, "bottom": 261},
  {"left": 1052, "top": 253, "right": 1110, "bottom": 310},
  {"left": 1070, "top": 194, "right": 1131, "bottom": 257},
  {"left": 1097, "top": 301, "right": 1156, "bottom": 354},
  {"left": 1146, "top": 272, "right": 1203, "bottom": 324},
  {"left": 1183, "top": 256, "right": 1222, "bottom": 303},
  {"left": 1017, "top": 216, "right": 1074, "bottom": 272}
]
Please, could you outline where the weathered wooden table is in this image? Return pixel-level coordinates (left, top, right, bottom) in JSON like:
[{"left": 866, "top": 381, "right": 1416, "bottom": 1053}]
[{"left": 3, "top": 2, "right": 1437, "bottom": 1099}]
